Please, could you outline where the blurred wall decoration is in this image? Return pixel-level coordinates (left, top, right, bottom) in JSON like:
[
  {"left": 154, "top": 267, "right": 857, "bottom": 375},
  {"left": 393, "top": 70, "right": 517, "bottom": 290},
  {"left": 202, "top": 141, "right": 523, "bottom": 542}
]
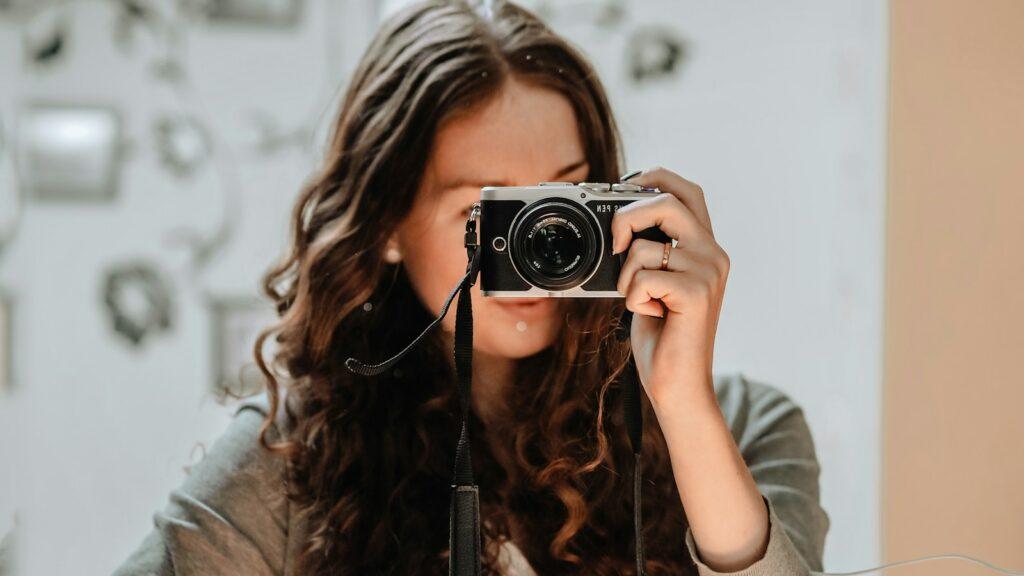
[
  {"left": 18, "top": 102, "right": 123, "bottom": 202},
  {"left": 205, "top": 0, "right": 304, "bottom": 27},
  {"left": 152, "top": 113, "right": 210, "bottom": 179},
  {"left": 101, "top": 261, "right": 175, "bottom": 348},
  {"left": 206, "top": 295, "right": 277, "bottom": 399},
  {"left": 20, "top": 8, "right": 67, "bottom": 67},
  {"left": 626, "top": 25, "right": 688, "bottom": 84}
]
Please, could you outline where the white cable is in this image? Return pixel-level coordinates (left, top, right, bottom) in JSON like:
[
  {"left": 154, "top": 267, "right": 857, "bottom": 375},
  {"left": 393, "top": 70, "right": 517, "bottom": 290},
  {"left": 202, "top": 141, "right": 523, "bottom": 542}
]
[{"left": 820, "top": 552, "right": 1024, "bottom": 575}]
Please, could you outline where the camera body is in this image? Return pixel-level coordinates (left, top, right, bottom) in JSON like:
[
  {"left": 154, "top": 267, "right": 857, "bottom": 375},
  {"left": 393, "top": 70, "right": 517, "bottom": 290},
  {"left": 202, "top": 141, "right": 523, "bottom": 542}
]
[{"left": 478, "top": 181, "right": 671, "bottom": 297}]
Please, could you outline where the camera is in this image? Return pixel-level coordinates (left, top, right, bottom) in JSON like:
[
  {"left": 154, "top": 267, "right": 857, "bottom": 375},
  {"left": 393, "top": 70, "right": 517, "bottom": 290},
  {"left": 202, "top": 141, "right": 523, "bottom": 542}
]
[{"left": 478, "top": 181, "right": 671, "bottom": 297}]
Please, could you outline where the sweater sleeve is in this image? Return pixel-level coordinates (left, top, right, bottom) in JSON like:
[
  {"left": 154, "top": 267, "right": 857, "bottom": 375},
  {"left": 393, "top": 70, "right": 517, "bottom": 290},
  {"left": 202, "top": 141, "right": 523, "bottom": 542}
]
[
  {"left": 682, "top": 373, "right": 831, "bottom": 576},
  {"left": 112, "top": 401, "right": 289, "bottom": 576}
]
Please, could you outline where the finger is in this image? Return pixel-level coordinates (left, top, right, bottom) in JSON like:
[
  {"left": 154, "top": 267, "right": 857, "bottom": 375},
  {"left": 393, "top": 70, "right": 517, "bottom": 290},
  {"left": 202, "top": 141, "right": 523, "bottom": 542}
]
[
  {"left": 625, "top": 287, "right": 667, "bottom": 318},
  {"left": 623, "top": 166, "right": 713, "bottom": 237},
  {"left": 610, "top": 191, "right": 711, "bottom": 255},
  {"left": 616, "top": 238, "right": 690, "bottom": 295},
  {"left": 624, "top": 269, "right": 715, "bottom": 317}
]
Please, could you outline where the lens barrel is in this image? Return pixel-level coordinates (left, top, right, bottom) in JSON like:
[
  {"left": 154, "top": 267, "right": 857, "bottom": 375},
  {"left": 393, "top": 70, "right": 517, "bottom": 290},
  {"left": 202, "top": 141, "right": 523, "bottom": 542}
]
[{"left": 509, "top": 199, "right": 601, "bottom": 291}]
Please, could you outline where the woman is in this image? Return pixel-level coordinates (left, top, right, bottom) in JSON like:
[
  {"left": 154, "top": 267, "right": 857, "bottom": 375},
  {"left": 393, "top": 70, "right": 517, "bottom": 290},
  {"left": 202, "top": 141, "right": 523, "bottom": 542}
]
[{"left": 114, "top": 1, "right": 829, "bottom": 574}]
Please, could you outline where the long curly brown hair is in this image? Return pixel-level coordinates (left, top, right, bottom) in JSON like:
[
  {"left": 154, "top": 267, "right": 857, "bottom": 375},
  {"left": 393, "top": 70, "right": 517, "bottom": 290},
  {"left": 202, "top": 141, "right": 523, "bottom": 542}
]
[{"left": 252, "top": 1, "right": 695, "bottom": 574}]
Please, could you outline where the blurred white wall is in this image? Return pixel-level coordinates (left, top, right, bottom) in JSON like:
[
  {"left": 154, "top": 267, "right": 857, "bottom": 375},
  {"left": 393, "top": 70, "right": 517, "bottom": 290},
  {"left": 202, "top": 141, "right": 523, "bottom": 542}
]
[{"left": 0, "top": 1, "right": 886, "bottom": 574}]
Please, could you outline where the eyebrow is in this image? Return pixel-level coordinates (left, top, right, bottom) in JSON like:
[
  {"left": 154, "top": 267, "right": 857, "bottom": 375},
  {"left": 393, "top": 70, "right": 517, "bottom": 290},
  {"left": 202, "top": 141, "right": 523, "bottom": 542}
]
[{"left": 437, "top": 158, "right": 589, "bottom": 191}]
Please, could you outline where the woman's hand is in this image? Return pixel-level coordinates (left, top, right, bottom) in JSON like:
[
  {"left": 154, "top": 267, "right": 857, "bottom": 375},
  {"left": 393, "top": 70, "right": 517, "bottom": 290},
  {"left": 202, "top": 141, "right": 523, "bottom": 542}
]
[
  {"left": 613, "top": 171, "right": 772, "bottom": 572},
  {"left": 611, "top": 166, "right": 730, "bottom": 413}
]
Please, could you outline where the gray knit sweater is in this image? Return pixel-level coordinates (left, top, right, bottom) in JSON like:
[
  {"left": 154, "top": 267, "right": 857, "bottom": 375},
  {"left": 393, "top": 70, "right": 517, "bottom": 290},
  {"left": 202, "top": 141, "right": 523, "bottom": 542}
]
[{"left": 112, "top": 372, "right": 830, "bottom": 575}]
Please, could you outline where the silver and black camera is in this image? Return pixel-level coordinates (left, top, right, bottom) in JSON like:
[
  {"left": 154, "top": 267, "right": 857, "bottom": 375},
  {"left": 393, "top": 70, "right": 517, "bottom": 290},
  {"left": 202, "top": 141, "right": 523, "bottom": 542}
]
[{"left": 478, "top": 181, "right": 671, "bottom": 297}]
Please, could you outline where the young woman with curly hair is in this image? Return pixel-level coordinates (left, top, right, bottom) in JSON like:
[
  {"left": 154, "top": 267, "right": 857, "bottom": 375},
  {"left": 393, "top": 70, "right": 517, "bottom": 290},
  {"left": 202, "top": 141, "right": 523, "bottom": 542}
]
[{"left": 115, "top": 1, "right": 829, "bottom": 574}]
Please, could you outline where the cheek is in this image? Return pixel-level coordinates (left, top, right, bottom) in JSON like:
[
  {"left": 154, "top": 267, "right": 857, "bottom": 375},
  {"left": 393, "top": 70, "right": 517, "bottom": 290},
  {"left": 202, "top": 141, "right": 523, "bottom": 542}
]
[{"left": 400, "top": 233, "right": 466, "bottom": 316}]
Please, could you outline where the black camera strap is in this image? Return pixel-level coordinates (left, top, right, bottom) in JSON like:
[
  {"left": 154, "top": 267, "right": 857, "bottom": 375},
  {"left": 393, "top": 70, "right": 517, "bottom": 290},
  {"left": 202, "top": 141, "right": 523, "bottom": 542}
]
[
  {"left": 345, "top": 208, "right": 647, "bottom": 576},
  {"left": 615, "top": 310, "right": 648, "bottom": 576}
]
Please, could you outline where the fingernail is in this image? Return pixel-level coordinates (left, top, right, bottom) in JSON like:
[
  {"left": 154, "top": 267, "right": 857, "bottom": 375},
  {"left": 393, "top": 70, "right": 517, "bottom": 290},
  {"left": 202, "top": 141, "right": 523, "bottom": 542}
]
[{"left": 620, "top": 169, "right": 642, "bottom": 182}]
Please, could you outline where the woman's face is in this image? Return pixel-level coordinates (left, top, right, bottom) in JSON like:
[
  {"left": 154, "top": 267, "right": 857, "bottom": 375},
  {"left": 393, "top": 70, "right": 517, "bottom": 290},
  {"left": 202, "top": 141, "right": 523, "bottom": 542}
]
[{"left": 392, "top": 75, "right": 589, "bottom": 359}]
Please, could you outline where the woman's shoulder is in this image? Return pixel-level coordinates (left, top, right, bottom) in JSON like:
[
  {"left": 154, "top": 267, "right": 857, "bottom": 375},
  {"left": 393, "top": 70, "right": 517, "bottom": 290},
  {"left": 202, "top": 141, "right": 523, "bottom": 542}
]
[
  {"left": 181, "top": 388, "right": 293, "bottom": 515},
  {"left": 232, "top": 384, "right": 300, "bottom": 439},
  {"left": 710, "top": 371, "right": 813, "bottom": 451},
  {"left": 111, "top": 389, "right": 295, "bottom": 575},
  {"left": 711, "top": 371, "right": 808, "bottom": 415},
  {"left": 711, "top": 372, "right": 830, "bottom": 570}
]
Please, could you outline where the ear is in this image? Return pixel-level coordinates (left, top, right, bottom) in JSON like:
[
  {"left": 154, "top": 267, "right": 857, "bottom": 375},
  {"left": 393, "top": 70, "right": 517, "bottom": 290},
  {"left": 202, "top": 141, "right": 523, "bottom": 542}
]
[{"left": 384, "top": 233, "right": 402, "bottom": 264}]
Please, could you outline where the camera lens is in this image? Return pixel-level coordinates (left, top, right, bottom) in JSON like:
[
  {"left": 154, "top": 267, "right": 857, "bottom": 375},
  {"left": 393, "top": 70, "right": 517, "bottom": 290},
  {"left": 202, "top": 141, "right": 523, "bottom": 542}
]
[
  {"left": 530, "top": 218, "right": 583, "bottom": 274},
  {"left": 509, "top": 199, "right": 602, "bottom": 291},
  {"left": 534, "top": 221, "right": 577, "bottom": 268}
]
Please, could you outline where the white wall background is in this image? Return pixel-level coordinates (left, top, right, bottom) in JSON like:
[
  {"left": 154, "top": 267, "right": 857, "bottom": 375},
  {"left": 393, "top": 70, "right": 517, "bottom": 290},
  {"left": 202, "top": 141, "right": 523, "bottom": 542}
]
[{"left": 0, "top": 1, "right": 887, "bottom": 574}]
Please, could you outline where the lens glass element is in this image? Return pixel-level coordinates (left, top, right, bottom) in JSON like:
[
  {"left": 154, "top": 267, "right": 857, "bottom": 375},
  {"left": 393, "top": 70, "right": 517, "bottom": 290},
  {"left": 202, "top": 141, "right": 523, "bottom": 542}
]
[{"left": 528, "top": 217, "right": 583, "bottom": 275}]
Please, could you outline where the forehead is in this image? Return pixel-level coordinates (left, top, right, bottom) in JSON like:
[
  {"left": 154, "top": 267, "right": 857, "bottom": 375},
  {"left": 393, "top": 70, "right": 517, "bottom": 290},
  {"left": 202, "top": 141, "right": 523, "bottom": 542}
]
[{"left": 424, "top": 77, "right": 586, "bottom": 191}]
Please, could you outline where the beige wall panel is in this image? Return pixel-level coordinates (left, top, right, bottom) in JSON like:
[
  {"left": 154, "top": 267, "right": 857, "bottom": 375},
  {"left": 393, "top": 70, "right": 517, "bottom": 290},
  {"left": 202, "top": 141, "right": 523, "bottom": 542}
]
[{"left": 886, "top": 1, "right": 1024, "bottom": 574}]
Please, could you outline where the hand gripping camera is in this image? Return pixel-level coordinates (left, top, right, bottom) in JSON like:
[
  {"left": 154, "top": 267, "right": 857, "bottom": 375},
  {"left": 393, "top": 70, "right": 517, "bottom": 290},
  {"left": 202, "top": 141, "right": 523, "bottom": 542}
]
[{"left": 478, "top": 181, "right": 671, "bottom": 297}]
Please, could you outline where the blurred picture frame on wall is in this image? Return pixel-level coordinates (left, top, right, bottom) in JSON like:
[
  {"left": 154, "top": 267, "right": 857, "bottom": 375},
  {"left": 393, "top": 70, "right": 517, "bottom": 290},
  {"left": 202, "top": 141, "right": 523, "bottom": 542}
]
[
  {"left": 0, "top": 291, "right": 12, "bottom": 394},
  {"left": 204, "top": 0, "right": 303, "bottom": 28},
  {"left": 208, "top": 296, "right": 278, "bottom": 401},
  {"left": 17, "top": 102, "right": 122, "bottom": 203}
]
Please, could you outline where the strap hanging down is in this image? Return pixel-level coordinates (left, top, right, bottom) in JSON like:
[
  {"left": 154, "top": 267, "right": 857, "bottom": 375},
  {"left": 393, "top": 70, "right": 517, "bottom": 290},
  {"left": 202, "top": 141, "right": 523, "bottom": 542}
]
[
  {"left": 346, "top": 208, "right": 483, "bottom": 576},
  {"left": 449, "top": 259, "right": 481, "bottom": 576},
  {"left": 616, "top": 309, "right": 648, "bottom": 576},
  {"left": 346, "top": 207, "right": 648, "bottom": 575}
]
